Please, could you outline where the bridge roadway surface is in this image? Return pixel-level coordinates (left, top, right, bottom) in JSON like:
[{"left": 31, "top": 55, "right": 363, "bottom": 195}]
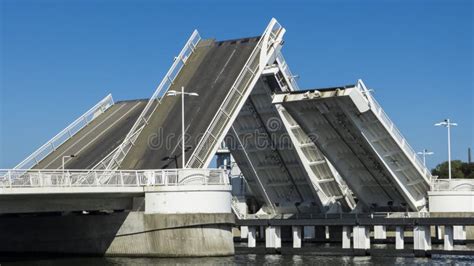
[
  {"left": 120, "top": 37, "right": 259, "bottom": 169},
  {"left": 33, "top": 100, "right": 147, "bottom": 170}
]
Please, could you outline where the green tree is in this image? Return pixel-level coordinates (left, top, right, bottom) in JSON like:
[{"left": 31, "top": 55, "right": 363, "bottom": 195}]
[{"left": 431, "top": 160, "right": 474, "bottom": 179}]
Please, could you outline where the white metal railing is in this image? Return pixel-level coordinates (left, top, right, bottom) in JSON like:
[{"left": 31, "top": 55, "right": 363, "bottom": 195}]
[
  {"left": 356, "top": 80, "right": 432, "bottom": 183},
  {"left": 96, "top": 30, "right": 202, "bottom": 171},
  {"left": 276, "top": 52, "right": 300, "bottom": 91},
  {"left": 187, "top": 18, "right": 285, "bottom": 168},
  {"left": 431, "top": 179, "right": 474, "bottom": 191},
  {"left": 0, "top": 168, "right": 228, "bottom": 188},
  {"left": 13, "top": 94, "right": 114, "bottom": 170}
]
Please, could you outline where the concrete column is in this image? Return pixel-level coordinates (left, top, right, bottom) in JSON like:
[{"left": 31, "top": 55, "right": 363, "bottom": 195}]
[
  {"left": 240, "top": 226, "right": 248, "bottom": 239},
  {"left": 342, "top": 226, "right": 351, "bottom": 249},
  {"left": 453, "top": 225, "right": 466, "bottom": 240},
  {"left": 413, "top": 226, "right": 432, "bottom": 252},
  {"left": 353, "top": 225, "right": 370, "bottom": 250},
  {"left": 374, "top": 225, "right": 387, "bottom": 239},
  {"left": 248, "top": 226, "right": 256, "bottom": 248},
  {"left": 395, "top": 226, "right": 404, "bottom": 250},
  {"left": 265, "top": 226, "right": 281, "bottom": 248},
  {"left": 292, "top": 226, "right": 302, "bottom": 248},
  {"left": 325, "top": 226, "right": 330, "bottom": 240},
  {"left": 436, "top": 226, "right": 443, "bottom": 240},
  {"left": 303, "top": 226, "right": 315, "bottom": 239},
  {"left": 444, "top": 225, "right": 454, "bottom": 251}
]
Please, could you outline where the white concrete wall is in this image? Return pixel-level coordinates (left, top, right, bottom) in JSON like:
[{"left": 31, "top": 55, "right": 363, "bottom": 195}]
[
  {"left": 429, "top": 191, "right": 474, "bottom": 212},
  {"left": 145, "top": 185, "right": 232, "bottom": 214}
]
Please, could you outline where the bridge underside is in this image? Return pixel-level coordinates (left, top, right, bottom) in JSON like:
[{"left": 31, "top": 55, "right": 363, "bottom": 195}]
[
  {"left": 273, "top": 85, "right": 430, "bottom": 212},
  {"left": 226, "top": 66, "right": 354, "bottom": 214}
]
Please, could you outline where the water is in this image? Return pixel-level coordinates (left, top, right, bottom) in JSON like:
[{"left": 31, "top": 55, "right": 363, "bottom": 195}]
[{"left": 2, "top": 255, "right": 474, "bottom": 265}]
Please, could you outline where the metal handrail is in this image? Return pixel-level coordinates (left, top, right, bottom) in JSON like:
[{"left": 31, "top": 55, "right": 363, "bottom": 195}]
[
  {"left": 13, "top": 94, "right": 114, "bottom": 170},
  {"left": 97, "top": 30, "right": 201, "bottom": 171},
  {"left": 0, "top": 168, "right": 228, "bottom": 188},
  {"left": 357, "top": 80, "right": 432, "bottom": 183},
  {"left": 276, "top": 52, "right": 300, "bottom": 91},
  {"left": 187, "top": 18, "right": 285, "bottom": 168},
  {"left": 431, "top": 179, "right": 474, "bottom": 191}
]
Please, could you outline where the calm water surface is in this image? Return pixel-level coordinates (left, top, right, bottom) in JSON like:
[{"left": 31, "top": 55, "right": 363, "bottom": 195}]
[{"left": 2, "top": 255, "right": 474, "bottom": 265}]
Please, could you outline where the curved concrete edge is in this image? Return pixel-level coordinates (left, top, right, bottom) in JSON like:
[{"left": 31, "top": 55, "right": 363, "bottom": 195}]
[{"left": 0, "top": 211, "right": 236, "bottom": 257}]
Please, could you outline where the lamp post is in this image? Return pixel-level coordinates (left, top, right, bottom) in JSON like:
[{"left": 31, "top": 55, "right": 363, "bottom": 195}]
[
  {"left": 435, "top": 119, "right": 457, "bottom": 180},
  {"left": 62, "top": 154, "right": 75, "bottom": 177},
  {"left": 166, "top": 86, "right": 199, "bottom": 168},
  {"left": 417, "top": 149, "right": 434, "bottom": 166}
]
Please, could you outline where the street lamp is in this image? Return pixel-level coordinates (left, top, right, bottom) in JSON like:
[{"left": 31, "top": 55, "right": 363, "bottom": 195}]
[
  {"left": 62, "top": 154, "right": 76, "bottom": 176},
  {"left": 166, "top": 86, "right": 199, "bottom": 169},
  {"left": 435, "top": 119, "right": 458, "bottom": 180},
  {"left": 417, "top": 149, "right": 434, "bottom": 166}
]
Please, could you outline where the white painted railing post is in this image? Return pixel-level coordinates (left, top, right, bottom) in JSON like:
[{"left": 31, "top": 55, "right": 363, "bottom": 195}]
[{"left": 8, "top": 171, "right": 12, "bottom": 188}]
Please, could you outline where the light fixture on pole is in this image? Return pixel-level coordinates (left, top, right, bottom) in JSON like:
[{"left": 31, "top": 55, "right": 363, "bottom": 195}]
[
  {"left": 166, "top": 86, "right": 199, "bottom": 169},
  {"left": 435, "top": 119, "right": 458, "bottom": 180},
  {"left": 417, "top": 149, "right": 434, "bottom": 166},
  {"left": 62, "top": 154, "right": 76, "bottom": 176}
]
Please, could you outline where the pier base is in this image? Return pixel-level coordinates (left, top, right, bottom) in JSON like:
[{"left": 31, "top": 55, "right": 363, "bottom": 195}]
[
  {"left": 265, "top": 226, "right": 281, "bottom": 248},
  {"left": 414, "top": 225, "right": 431, "bottom": 256},
  {"left": 342, "top": 226, "right": 351, "bottom": 249},
  {"left": 374, "top": 225, "right": 387, "bottom": 239},
  {"left": 325, "top": 226, "right": 330, "bottom": 240},
  {"left": 396, "top": 226, "right": 404, "bottom": 250},
  {"left": 353, "top": 225, "right": 370, "bottom": 253},
  {"left": 444, "top": 225, "right": 454, "bottom": 251},
  {"left": 240, "top": 226, "right": 248, "bottom": 239},
  {"left": 436, "top": 226, "right": 443, "bottom": 240},
  {"left": 454, "top": 225, "right": 467, "bottom": 240},
  {"left": 248, "top": 226, "right": 256, "bottom": 248},
  {"left": 292, "top": 226, "right": 302, "bottom": 248}
]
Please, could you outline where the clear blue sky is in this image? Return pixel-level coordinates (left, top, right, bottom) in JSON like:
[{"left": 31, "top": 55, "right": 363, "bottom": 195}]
[{"left": 1, "top": 0, "right": 472, "bottom": 169}]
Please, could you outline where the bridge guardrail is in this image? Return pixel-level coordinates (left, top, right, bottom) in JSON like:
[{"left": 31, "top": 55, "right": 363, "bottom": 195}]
[
  {"left": 187, "top": 18, "right": 285, "bottom": 168},
  {"left": 356, "top": 80, "right": 432, "bottom": 183},
  {"left": 96, "top": 30, "right": 201, "bottom": 172},
  {"left": 0, "top": 169, "right": 228, "bottom": 188},
  {"left": 431, "top": 179, "right": 474, "bottom": 191}
]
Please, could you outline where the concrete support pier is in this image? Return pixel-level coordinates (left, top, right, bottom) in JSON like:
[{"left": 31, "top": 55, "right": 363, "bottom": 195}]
[
  {"left": 414, "top": 225, "right": 432, "bottom": 256},
  {"left": 444, "top": 225, "right": 454, "bottom": 251},
  {"left": 353, "top": 226, "right": 370, "bottom": 253},
  {"left": 374, "top": 225, "right": 387, "bottom": 239},
  {"left": 265, "top": 226, "right": 281, "bottom": 248},
  {"left": 454, "top": 225, "right": 467, "bottom": 240},
  {"left": 396, "top": 226, "right": 405, "bottom": 250},
  {"left": 240, "top": 226, "right": 249, "bottom": 239},
  {"left": 0, "top": 181, "right": 235, "bottom": 257},
  {"left": 248, "top": 226, "right": 256, "bottom": 248},
  {"left": 436, "top": 226, "right": 443, "bottom": 240},
  {"left": 342, "top": 226, "right": 351, "bottom": 249},
  {"left": 292, "top": 226, "right": 302, "bottom": 248}
]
